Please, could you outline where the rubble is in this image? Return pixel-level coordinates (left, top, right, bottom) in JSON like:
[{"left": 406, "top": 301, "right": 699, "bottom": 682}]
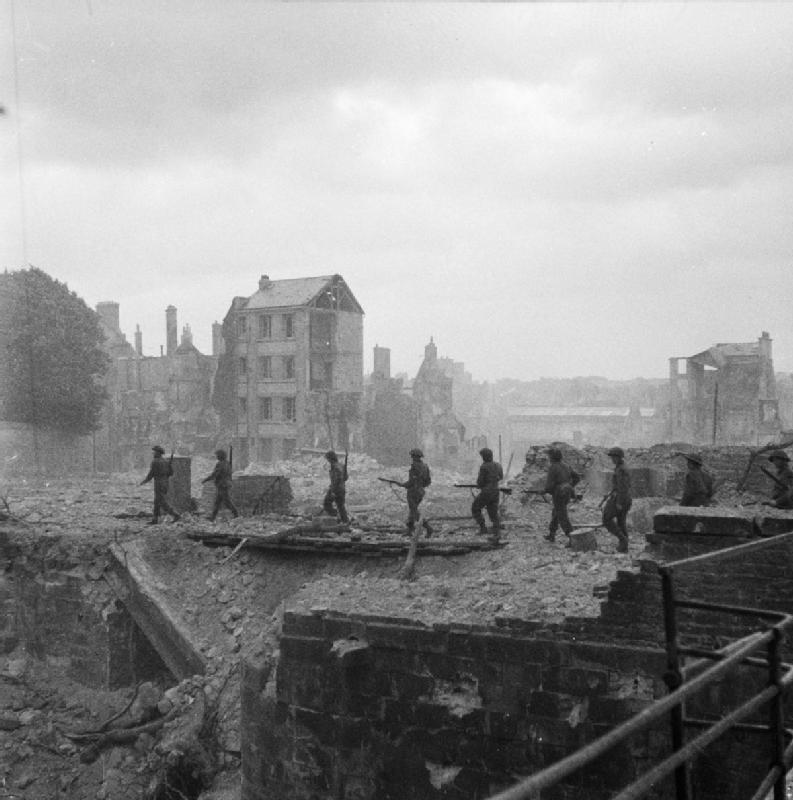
[{"left": 1, "top": 446, "right": 788, "bottom": 798}]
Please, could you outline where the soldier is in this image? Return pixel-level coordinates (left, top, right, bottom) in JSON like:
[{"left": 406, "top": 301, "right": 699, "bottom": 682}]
[
  {"left": 602, "top": 446, "right": 631, "bottom": 553},
  {"left": 140, "top": 445, "right": 180, "bottom": 524},
  {"left": 679, "top": 453, "right": 714, "bottom": 507},
  {"left": 401, "top": 448, "right": 433, "bottom": 537},
  {"left": 543, "top": 447, "right": 580, "bottom": 543},
  {"left": 323, "top": 450, "right": 349, "bottom": 523},
  {"left": 766, "top": 450, "right": 793, "bottom": 509},
  {"left": 202, "top": 449, "right": 239, "bottom": 521},
  {"left": 472, "top": 447, "right": 503, "bottom": 540}
]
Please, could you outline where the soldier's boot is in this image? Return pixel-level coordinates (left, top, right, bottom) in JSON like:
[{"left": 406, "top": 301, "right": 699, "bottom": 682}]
[
  {"left": 406, "top": 523, "right": 416, "bottom": 539},
  {"left": 617, "top": 534, "right": 629, "bottom": 554},
  {"left": 478, "top": 523, "right": 488, "bottom": 536},
  {"left": 208, "top": 513, "right": 217, "bottom": 522},
  {"left": 422, "top": 520, "right": 434, "bottom": 538},
  {"left": 147, "top": 517, "right": 159, "bottom": 525},
  {"left": 544, "top": 530, "right": 556, "bottom": 542},
  {"left": 171, "top": 513, "right": 181, "bottom": 523}
]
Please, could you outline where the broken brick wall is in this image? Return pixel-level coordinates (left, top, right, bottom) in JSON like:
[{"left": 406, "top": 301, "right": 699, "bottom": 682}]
[
  {"left": 242, "top": 612, "right": 670, "bottom": 800},
  {"left": 2, "top": 534, "right": 171, "bottom": 689}
]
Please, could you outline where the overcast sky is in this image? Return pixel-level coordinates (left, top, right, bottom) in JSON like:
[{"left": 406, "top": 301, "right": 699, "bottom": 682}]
[{"left": 2, "top": 2, "right": 793, "bottom": 382}]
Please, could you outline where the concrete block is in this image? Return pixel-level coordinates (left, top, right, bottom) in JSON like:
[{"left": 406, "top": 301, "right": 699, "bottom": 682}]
[{"left": 652, "top": 506, "right": 755, "bottom": 537}]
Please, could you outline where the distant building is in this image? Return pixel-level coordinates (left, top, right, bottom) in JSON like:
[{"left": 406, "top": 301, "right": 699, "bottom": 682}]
[
  {"left": 412, "top": 338, "right": 466, "bottom": 465},
  {"left": 507, "top": 405, "right": 662, "bottom": 454},
  {"left": 364, "top": 345, "right": 418, "bottom": 467},
  {"left": 97, "top": 305, "right": 219, "bottom": 470},
  {"left": 219, "top": 274, "right": 364, "bottom": 466},
  {"left": 668, "top": 331, "right": 782, "bottom": 445}
]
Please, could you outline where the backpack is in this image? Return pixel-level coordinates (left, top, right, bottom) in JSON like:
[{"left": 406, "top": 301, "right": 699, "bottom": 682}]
[{"left": 421, "top": 464, "right": 432, "bottom": 488}]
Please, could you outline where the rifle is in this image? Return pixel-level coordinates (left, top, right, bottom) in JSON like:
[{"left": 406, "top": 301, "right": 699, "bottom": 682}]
[
  {"left": 598, "top": 491, "right": 613, "bottom": 509},
  {"left": 378, "top": 477, "right": 404, "bottom": 488},
  {"left": 760, "top": 466, "right": 788, "bottom": 490},
  {"left": 343, "top": 449, "right": 349, "bottom": 482},
  {"left": 229, "top": 444, "right": 233, "bottom": 472},
  {"left": 454, "top": 483, "right": 513, "bottom": 495},
  {"left": 168, "top": 447, "right": 175, "bottom": 477}
]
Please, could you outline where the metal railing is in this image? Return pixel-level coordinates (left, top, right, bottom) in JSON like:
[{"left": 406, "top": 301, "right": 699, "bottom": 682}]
[{"left": 488, "top": 533, "right": 793, "bottom": 800}]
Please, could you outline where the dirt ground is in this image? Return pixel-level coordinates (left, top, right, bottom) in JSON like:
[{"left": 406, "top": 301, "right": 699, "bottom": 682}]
[{"left": 0, "top": 452, "right": 778, "bottom": 799}]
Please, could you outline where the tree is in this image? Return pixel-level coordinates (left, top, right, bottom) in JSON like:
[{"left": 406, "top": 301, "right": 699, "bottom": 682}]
[{"left": 2, "top": 267, "right": 110, "bottom": 435}]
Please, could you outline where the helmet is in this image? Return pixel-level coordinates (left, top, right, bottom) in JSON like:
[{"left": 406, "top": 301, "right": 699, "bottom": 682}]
[
  {"left": 546, "top": 447, "right": 562, "bottom": 462},
  {"left": 768, "top": 449, "right": 791, "bottom": 462},
  {"left": 683, "top": 453, "right": 703, "bottom": 466},
  {"left": 409, "top": 448, "right": 423, "bottom": 458},
  {"left": 152, "top": 445, "right": 165, "bottom": 455},
  {"left": 325, "top": 450, "right": 338, "bottom": 461},
  {"left": 215, "top": 449, "right": 227, "bottom": 460},
  {"left": 607, "top": 447, "right": 624, "bottom": 459},
  {"left": 479, "top": 447, "right": 493, "bottom": 461}
]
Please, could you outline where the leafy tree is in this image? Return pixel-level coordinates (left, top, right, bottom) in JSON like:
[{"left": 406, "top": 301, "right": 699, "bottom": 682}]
[{"left": 2, "top": 267, "right": 109, "bottom": 435}]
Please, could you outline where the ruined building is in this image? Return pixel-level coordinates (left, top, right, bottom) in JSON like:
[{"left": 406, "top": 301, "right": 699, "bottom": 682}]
[
  {"left": 412, "top": 338, "right": 466, "bottom": 465},
  {"left": 364, "top": 345, "right": 419, "bottom": 467},
  {"left": 217, "top": 275, "right": 364, "bottom": 466},
  {"left": 95, "top": 303, "right": 220, "bottom": 471},
  {"left": 668, "top": 331, "right": 782, "bottom": 445}
]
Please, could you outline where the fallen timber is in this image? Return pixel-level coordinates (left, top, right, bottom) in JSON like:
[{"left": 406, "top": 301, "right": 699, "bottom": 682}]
[{"left": 185, "top": 526, "right": 503, "bottom": 556}]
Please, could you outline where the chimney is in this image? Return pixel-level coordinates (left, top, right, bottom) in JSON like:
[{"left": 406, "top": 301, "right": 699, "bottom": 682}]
[
  {"left": 373, "top": 345, "right": 391, "bottom": 380},
  {"left": 759, "top": 331, "right": 772, "bottom": 360},
  {"left": 212, "top": 321, "right": 225, "bottom": 356},
  {"left": 181, "top": 323, "right": 193, "bottom": 348},
  {"left": 258, "top": 274, "right": 271, "bottom": 291},
  {"left": 134, "top": 324, "right": 143, "bottom": 356},
  {"left": 166, "top": 305, "right": 177, "bottom": 357},
  {"left": 95, "top": 301, "right": 120, "bottom": 331}
]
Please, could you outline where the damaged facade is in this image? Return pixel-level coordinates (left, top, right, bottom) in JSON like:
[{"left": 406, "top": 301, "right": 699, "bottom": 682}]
[
  {"left": 218, "top": 274, "right": 365, "bottom": 467},
  {"left": 668, "top": 331, "right": 782, "bottom": 445},
  {"left": 412, "top": 338, "right": 466, "bottom": 465},
  {"left": 95, "top": 302, "right": 220, "bottom": 471}
]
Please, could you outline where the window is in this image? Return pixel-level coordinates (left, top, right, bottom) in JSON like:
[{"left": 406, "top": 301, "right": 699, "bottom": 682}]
[
  {"left": 259, "top": 397, "right": 272, "bottom": 420},
  {"left": 258, "top": 438, "right": 274, "bottom": 463},
  {"left": 258, "top": 315, "right": 272, "bottom": 339},
  {"left": 283, "top": 396, "right": 296, "bottom": 422},
  {"left": 238, "top": 357, "right": 248, "bottom": 375},
  {"left": 258, "top": 355, "right": 272, "bottom": 379},
  {"left": 239, "top": 397, "right": 247, "bottom": 416},
  {"left": 284, "top": 356, "right": 295, "bottom": 380},
  {"left": 236, "top": 316, "right": 248, "bottom": 337},
  {"left": 283, "top": 438, "right": 296, "bottom": 459},
  {"left": 284, "top": 314, "right": 294, "bottom": 339}
]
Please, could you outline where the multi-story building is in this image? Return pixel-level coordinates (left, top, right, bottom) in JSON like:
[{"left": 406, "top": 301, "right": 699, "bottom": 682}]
[
  {"left": 219, "top": 274, "right": 364, "bottom": 466},
  {"left": 668, "top": 331, "right": 782, "bottom": 445}
]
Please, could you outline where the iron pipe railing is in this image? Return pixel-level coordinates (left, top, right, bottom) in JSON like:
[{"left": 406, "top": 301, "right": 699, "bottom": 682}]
[{"left": 487, "top": 630, "right": 776, "bottom": 800}]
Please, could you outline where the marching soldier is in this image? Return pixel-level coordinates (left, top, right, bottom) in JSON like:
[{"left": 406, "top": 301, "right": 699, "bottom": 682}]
[
  {"left": 323, "top": 450, "right": 349, "bottom": 523},
  {"left": 140, "top": 445, "right": 180, "bottom": 524},
  {"left": 543, "top": 447, "right": 580, "bottom": 543},
  {"left": 602, "top": 446, "right": 631, "bottom": 553},
  {"left": 202, "top": 448, "right": 239, "bottom": 521},
  {"left": 471, "top": 447, "right": 503, "bottom": 540},
  {"left": 679, "top": 453, "right": 714, "bottom": 507},
  {"left": 401, "top": 448, "right": 433, "bottom": 537}
]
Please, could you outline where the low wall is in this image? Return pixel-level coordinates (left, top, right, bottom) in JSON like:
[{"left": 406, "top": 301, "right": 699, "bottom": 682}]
[
  {"left": 1, "top": 532, "right": 172, "bottom": 689},
  {"left": 242, "top": 505, "right": 793, "bottom": 800}
]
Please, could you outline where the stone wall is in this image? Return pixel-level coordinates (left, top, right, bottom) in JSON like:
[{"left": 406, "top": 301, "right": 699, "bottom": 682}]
[
  {"left": 241, "top": 505, "right": 793, "bottom": 800},
  {"left": 1, "top": 533, "right": 171, "bottom": 689},
  {"left": 242, "top": 614, "right": 668, "bottom": 800}
]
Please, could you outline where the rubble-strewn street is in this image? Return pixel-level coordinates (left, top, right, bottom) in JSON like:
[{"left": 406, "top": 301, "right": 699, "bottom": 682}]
[{"left": 0, "top": 449, "right": 786, "bottom": 799}]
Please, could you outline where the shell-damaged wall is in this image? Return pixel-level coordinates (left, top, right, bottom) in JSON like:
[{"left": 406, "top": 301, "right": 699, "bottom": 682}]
[
  {"left": 241, "top": 508, "right": 793, "bottom": 800},
  {"left": 242, "top": 614, "right": 669, "bottom": 800}
]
